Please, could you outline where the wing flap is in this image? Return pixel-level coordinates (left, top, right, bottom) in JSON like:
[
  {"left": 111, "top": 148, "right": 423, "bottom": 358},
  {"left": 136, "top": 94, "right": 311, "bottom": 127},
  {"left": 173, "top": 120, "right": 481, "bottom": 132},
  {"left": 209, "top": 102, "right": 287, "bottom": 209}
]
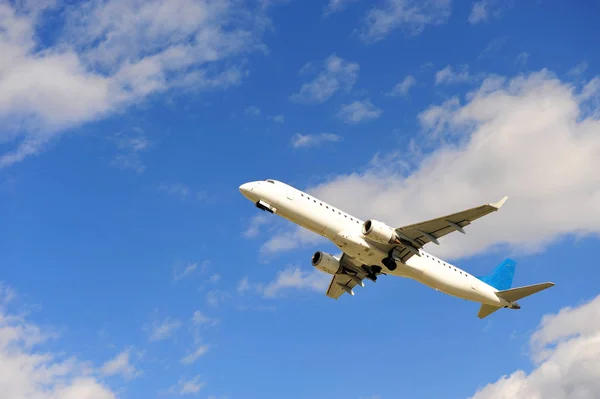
[{"left": 325, "top": 254, "right": 368, "bottom": 299}]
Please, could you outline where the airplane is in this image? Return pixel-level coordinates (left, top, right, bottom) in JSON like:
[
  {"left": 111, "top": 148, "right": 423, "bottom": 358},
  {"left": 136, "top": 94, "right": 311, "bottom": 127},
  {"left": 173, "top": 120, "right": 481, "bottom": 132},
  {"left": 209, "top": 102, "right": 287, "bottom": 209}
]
[{"left": 239, "top": 179, "right": 555, "bottom": 319}]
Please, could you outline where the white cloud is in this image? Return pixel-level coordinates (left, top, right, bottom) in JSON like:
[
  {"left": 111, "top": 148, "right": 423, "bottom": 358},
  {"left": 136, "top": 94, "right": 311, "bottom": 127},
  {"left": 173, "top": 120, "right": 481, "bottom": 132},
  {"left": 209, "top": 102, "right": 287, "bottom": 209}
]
[
  {"left": 469, "top": 294, "right": 600, "bottom": 398},
  {"left": 515, "top": 52, "right": 530, "bottom": 68},
  {"left": 168, "top": 375, "right": 205, "bottom": 395},
  {"left": 191, "top": 311, "right": 218, "bottom": 327},
  {"left": 468, "top": 0, "right": 505, "bottom": 24},
  {"left": 237, "top": 267, "right": 331, "bottom": 298},
  {"left": 435, "top": 65, "right": 472, "bottom": 85},
  {"left": 0, "top": 285, "right": 119, "bottom": 399},
  {"left": 387, "top": 75, "right": 417, "bottom": 97},
  {"left": 360, "top": 0, "right": 452, "bottom": 43},
  {"left": 290, "top": 54, "right": 359, "bottom": 104},
  {"left": 568, "top": 61, "right": 589, "bottom": 77},
  {"left": 291, "top": 133, "right": 341, "bottom": 148},
  {"left": 173, "top": 262, "right": 200, "bottom": 282},
  {"left": 260, "top": 226, "right": 325, "bottom": 255},
  {"left": 243, "top": 214, "right": 271, "bottom": 238},
  {"left": 262, "top": 267, "right": 331, "bottom": 298},
  {"left": 269, "top": 114, "right": 285, "bottom": 123},
  {"left": 181, "top": 345, "right": 210, "bottom": 365},
  {"left": 336, "top": 99, "right": 382, "bottom": 124},
  {"left": 147, "top": 317, "right": 182, "bottom": 342},
  {"left": 324, "top": 0, "right": 358, "bottom": 15},
  {"left": 0, "top": 0, "right": 269, "bottom": 167},
  {"left": 263, "top": 69, "right": 600, "bottom": 261},
  {"left": 100, "top": 349, "right": 140, "bottom": 381},
  {"left": 244, "top": 106, "right": 261, "bottom": 116}
]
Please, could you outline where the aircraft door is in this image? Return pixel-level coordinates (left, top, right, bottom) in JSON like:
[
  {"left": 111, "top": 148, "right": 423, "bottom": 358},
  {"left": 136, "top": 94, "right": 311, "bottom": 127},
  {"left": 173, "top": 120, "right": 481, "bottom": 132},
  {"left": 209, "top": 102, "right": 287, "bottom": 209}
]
[{"left": 286, "top": 187, "right": 295, "bottom": 200}]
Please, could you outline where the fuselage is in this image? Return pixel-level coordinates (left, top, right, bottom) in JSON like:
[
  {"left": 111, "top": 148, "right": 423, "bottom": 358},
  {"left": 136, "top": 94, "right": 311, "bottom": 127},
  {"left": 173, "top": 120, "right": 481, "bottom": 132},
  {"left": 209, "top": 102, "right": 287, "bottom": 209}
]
[{"left": 240, "top": 179, "right": 512, "bottom": 308}]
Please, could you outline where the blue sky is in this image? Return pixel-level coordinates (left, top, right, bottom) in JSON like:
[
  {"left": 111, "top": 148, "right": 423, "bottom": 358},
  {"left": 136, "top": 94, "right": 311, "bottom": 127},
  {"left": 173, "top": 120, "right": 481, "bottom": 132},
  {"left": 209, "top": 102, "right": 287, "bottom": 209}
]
[{"left": 1, "top": 0, "right": 600, "bottom": 398}]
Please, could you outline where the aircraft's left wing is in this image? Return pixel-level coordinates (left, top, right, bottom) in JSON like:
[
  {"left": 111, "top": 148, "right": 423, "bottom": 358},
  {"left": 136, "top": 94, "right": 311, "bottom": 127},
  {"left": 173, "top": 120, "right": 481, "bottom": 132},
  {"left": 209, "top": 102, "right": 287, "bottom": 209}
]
[
  {"left": 390, "top": 196, "right": 508, "bottom": 263},
  {"left": 326, "top": 254, "right": 368, "bottom": 299}
]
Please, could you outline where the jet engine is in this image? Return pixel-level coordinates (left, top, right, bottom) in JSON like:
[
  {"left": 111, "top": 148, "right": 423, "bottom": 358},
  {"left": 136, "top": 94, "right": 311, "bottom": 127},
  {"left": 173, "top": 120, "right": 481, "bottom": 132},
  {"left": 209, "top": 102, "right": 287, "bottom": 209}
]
[
  {"left": 362, "top": 219, "right": 398, "bottom": 244},
  {"left": 311, "top": 251, "right": 342, "bottom": 275}
]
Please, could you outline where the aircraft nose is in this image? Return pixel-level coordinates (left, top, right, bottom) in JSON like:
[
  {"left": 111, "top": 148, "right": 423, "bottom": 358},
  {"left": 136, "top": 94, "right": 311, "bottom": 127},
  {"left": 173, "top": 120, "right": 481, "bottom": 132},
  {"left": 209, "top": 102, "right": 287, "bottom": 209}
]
[{"left": 239, "top": 183, "right": 253, "bottom": 198}]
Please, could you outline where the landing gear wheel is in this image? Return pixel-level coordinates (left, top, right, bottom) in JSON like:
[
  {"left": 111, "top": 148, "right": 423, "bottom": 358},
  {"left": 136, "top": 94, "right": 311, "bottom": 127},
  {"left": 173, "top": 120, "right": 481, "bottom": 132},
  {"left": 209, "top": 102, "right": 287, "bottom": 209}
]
[{"left": 383, "top": 258, "right": 397, "bottom": 271}]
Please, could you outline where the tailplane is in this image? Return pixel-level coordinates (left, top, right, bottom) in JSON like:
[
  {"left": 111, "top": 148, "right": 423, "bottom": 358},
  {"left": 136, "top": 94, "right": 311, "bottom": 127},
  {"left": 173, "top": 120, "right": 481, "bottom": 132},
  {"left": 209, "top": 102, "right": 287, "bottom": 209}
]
[
  {"left": 495, "top": 282, "right": 555, "bottom": 303},
  {"left": 476, "top": 259, "right": 555, "bottom": 319}
]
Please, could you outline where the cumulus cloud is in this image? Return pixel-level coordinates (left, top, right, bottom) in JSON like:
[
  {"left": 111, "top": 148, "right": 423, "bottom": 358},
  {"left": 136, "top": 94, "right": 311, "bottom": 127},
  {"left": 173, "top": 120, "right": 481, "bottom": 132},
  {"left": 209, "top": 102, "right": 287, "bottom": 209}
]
[
  {"left": 469, "top": 294, "right": 600, "bottom": 398},
  {"left": 336, "top": 99, "right": 382, "bottom": 124},
  {"left": 0, "top": 0, "right": 269, "bottom": 167},
  {"left": 360, "top": 0, "right": 452, "bottom": 43},
  {"left": 291, "top": 133, "right": 341, "bottom": 148},
  {"left": 387, "top": 75, "right": 417, "bottom": 97},
  {"left": 0, "top": 284, "right": 119, "bottom": 399},
  {"left": 261, "top": 69, "right": 600, "bottom": 261},
  {"left": 290, "top": 55, "right": 359, "bottom": 104}
]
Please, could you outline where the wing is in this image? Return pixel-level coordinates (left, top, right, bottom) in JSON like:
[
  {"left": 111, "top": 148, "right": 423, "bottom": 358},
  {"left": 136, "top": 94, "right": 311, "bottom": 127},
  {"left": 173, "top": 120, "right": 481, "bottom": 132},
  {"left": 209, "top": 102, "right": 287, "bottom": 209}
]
[
  {"left": 325, "top": 254, "right": 368, "bottom": 299},
  {"left": 391, "top": 196, "right": 509, "bottom": 263}
]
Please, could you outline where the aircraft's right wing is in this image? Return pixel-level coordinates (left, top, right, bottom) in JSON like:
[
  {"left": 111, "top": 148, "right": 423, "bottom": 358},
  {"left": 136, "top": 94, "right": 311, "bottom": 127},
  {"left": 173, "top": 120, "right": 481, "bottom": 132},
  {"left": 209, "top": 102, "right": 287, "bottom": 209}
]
[{"left": 326, "top": 254, "right": 368, "bottom": 299}]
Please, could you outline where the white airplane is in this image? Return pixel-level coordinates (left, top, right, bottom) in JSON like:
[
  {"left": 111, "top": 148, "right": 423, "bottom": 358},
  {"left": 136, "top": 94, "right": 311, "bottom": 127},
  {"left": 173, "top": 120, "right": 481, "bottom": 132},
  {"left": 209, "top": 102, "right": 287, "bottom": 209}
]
[{"left": 239, "top": 179, "right": 555, "bottom": 319}]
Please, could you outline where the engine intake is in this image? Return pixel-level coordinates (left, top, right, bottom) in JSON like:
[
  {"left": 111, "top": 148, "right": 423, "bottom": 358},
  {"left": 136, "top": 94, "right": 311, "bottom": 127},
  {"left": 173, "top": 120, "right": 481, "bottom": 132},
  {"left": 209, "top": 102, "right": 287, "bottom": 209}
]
[
  {"left": 362, "top": 219, "right": 398, "bottom": 244},
  {"left": 311, "top": 251, "right": 342, "bottom": 275}
]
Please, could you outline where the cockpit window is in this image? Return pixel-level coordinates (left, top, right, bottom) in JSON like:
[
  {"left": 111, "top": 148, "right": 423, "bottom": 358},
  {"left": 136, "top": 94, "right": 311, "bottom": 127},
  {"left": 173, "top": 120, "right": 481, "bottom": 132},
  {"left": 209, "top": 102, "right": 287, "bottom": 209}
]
[{"left": 265, "top": 179, "right": 275, "bottom": 184}]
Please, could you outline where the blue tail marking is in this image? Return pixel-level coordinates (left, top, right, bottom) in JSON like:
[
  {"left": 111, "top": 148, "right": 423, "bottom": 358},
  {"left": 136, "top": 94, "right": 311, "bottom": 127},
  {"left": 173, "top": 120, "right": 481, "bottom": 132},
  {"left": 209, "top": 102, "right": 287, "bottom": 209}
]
[{"left": 477, "top": 258, "right": 516, "bottom": 291}]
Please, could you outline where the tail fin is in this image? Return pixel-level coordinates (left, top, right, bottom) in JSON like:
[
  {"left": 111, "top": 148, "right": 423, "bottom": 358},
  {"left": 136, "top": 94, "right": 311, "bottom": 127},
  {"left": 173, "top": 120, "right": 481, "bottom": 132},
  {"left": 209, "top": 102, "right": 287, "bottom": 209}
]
[
  {"left": 478, "top": 258, "right": 516, "bottom": 291},
  {"left": 495, "top": 282, "right": 555, "bottom": 302}
]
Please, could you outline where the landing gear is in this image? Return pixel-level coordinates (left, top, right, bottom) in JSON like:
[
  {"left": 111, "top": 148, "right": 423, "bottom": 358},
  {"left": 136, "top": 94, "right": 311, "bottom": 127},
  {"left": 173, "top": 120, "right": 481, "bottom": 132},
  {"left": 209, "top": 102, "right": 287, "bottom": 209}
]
[
  {"left": 363, "top": 266, "right": 382, "bottom": 282},
  {"left": 382, "top": 257, "right": 397, "bottom": 271}
]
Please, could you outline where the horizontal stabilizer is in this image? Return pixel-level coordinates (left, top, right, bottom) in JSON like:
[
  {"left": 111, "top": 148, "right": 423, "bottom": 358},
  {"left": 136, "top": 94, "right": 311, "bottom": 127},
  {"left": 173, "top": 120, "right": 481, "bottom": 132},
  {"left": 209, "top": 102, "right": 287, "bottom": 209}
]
[
  {"left": 478, "top": 304, "right": 502, "bottom": 319},
  {"left": 495, "top": 282, "right": 555, "bottom": 303}
]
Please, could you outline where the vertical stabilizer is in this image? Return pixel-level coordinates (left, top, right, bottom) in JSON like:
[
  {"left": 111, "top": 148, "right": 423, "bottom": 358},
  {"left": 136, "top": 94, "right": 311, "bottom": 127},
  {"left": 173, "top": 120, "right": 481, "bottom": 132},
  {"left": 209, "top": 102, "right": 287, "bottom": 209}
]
[{"left": 478, "top": 259, "right": 516, "bottom": 291}]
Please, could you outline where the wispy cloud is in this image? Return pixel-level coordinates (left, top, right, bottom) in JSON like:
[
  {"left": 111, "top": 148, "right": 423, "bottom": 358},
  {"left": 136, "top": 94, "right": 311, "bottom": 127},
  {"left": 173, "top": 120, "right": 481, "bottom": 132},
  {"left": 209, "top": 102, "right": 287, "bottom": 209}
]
[
  {"left": 468, "top": 0, "right": 507, "bottom": 24},
  {"left": 324, "top": 0, "right": 359, "bottom": 15},
  {"left": 360, "top": 0, "right": 452, "bottom": 44},
  {"left": 291, "top": 133, "right": 341, "bottom": 148},
  {"left": 237, "top": 267, "right": 331, "bottom": 298},
  {"left": 290, "top": 54, "right": 359, "bottom": 104},
  {"left": 243, "top": 214, "right": 271, "bottom": 238},
  {"left": 568, "top": 61, "right": 589, "bottom": 77},
  {"left": 100, "top": 349, "right": 141, "bottom": 381},
  {"left": 146, "top": 317, "right": 182, "bottom": 342},
  {"left": 387, "top": 75, "right": 417, "bottom": 97},
  {"left": 336, "top": 99, "right": 382, "bottom": 124},
  {"left": 173, "top": 261, "right": 208, "bottom": 283},
  {"left": 434, "top": 65, "right": 472, "bottom": 85},
  {"left": 0, "top": 0, "right": 270, "bottom": 167},
  {"left": 268, "top": 114, "right": 285, "bottom": 123},
  {"left": 110, "top": 128, "right": 150, "bottom": 174},
  {"left": 181, "top": 345, "right": 210, "bottom": 365},
  {"left": 244, "top": 105, "right": 262, "bottom": 116},
  {"left": 167, "top": 375, "right": 206, "bottom": 395}
]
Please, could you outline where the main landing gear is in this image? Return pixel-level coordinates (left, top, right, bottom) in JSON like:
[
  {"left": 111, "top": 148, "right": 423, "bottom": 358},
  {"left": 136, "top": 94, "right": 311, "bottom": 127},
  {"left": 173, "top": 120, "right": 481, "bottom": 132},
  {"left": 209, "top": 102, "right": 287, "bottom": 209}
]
[
  {"left": 364, "top": 266, "right": 382, "bottom": 282},
  {"left": 382, "top": 249, "right": 398, "bottom": 271}
]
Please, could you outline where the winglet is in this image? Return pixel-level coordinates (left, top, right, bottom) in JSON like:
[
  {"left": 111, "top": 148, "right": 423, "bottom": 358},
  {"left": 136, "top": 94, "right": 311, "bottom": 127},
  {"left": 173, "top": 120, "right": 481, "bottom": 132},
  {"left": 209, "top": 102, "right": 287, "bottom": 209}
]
[{"left": 490, "top": 196, "right": 508, "bottom": 210}]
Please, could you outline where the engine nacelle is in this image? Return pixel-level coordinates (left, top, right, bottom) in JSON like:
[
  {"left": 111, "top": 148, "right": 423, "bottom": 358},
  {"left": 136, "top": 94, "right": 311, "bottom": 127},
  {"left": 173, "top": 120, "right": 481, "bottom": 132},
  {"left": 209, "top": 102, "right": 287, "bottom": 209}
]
[
  {"left": 311, "top": 251, "right": 342, "bottom": 275},
  {"left": 362, "top": 219, "right": 398, "bottom": 244}
]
